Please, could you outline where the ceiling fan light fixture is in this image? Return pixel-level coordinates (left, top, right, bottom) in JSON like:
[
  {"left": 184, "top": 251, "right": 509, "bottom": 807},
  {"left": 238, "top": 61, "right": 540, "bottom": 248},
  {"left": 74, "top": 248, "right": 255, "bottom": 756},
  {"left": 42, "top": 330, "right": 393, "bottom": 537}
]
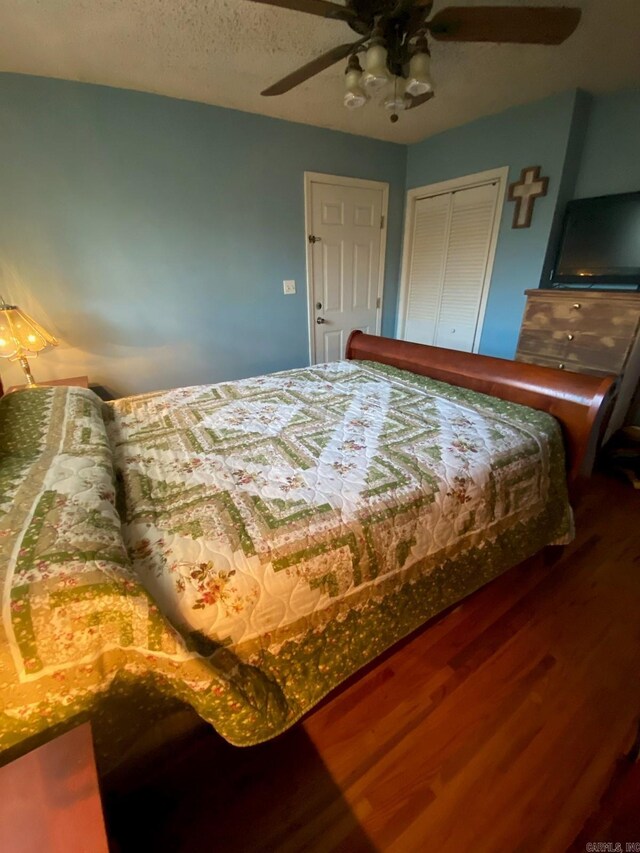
[
  {"left": 253, "top": 0, "right": 582, "bottom": 125},
  {"left": 344, "top": 83, "right": 367, "bottom": 110},
  {"left": 344, "top": 92, "right": 367, "bottom": 109},
  {"left": 344, "top": 55, "right": 367, "bottom": 110},
  {"left": 405, "top": 51, "right": 433, "bottom": 98},
  {"left": 362, "top": 43, "right": 389, "bottom": 93},
  {"left": 383, "top": 79, "right": 409, "bottom": 112},
  {"left": 383, "top": 95, "right": 407, "bottom": 112}
]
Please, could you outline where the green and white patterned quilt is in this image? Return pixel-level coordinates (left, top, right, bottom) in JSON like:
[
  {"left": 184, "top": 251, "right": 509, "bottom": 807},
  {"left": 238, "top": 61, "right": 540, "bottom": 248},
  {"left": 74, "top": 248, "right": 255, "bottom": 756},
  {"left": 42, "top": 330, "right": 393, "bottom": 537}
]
[{"left": 0, "top": 360, "right": 572, "bottom": 762}]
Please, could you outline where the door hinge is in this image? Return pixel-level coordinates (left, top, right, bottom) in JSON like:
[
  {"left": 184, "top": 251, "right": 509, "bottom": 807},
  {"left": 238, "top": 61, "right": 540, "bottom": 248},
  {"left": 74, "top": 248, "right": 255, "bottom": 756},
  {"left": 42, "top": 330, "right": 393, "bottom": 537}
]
[
  {"left": 376, "top": 296, "right": 381, "bottom": 308},
  {"left": 308, "top": 234, "right": 321, "bottom": 244},
  {"left": 380, "top": 215, "right": 384, "bottom": 230}
]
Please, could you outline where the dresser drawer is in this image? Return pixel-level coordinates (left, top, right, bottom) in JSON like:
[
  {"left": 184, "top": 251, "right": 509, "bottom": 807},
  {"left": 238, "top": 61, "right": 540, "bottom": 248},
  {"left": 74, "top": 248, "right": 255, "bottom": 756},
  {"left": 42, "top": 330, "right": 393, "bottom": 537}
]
[
  {"left": 517, "top": 329, "right": 569, "bottom": 361},
  {"left": 521, "top": 296, "right": 640, "bottom": 335},
  {"left": 563, "top": 331, "right": 634, "bottom": 373},
  {"left": 517, "top": 328, "right": 634, "bottom": 374}
]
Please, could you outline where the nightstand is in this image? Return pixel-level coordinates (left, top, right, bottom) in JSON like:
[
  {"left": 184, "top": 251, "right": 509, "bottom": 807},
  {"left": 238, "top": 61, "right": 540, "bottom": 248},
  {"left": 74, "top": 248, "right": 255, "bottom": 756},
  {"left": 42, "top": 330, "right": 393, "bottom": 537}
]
[
  {"left": 0, "top": 723, "right": 109, "bottom": 852},
  {"left": 6, "top": 375, "right": 89, "bottom": 393}
]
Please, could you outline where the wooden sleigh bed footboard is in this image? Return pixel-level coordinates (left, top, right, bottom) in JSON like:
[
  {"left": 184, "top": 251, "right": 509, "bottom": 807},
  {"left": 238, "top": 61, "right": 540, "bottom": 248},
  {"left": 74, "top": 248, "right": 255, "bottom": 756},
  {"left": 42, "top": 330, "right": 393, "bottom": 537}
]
[{"left": 346, "top": 332, "right": 617, "bottom": 491}]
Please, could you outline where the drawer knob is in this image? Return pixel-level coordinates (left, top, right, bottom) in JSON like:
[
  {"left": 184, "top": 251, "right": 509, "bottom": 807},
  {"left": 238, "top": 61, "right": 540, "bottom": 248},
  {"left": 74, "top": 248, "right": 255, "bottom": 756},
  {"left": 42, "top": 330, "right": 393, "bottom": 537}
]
[
  {"left": 558, "top": 363, "right": 565, "bottom": 370},
  {"left": 572, "top": 303, "right": 581, "bottom": 309},
  {"left": 567, "top": 333, "right": 574, "bottom": 341}
]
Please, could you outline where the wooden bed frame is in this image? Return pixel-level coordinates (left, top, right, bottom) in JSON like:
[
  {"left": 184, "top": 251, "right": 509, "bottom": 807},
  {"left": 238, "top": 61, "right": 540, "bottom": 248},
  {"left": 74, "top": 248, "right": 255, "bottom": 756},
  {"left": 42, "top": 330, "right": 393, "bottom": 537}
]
[{"left": 346, "top": 332, "right": 617, "bottom": 492}]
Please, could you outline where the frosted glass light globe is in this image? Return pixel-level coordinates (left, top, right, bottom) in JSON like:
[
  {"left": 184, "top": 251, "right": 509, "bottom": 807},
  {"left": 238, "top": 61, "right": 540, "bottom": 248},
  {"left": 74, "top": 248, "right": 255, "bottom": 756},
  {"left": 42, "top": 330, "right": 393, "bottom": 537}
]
[
  {"left": 362, "top": 44, "right": 389, "bottom": 93},
  {"left": 405, "top": 52, "right": 433, "bottom": 98},
  {"left": 344, "top": 66, "right": 367, "bottom": 110}
]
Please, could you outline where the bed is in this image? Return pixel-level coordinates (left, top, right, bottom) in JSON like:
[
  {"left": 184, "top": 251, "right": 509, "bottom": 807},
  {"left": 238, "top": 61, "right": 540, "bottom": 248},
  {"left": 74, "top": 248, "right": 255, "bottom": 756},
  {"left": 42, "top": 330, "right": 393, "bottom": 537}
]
[{"left": 0, "top": 333, "right": 615, "bottom": 767}]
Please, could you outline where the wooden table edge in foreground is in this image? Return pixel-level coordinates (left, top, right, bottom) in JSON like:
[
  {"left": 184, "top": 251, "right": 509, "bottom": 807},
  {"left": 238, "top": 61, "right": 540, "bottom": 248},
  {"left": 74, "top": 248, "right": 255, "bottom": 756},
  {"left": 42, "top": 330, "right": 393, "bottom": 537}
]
[
  {"left": 5, "top": 376, "right": 90, "bottom": 394},
  {"left": 0, "top": 722, "right": 109, "bottom": 853}
]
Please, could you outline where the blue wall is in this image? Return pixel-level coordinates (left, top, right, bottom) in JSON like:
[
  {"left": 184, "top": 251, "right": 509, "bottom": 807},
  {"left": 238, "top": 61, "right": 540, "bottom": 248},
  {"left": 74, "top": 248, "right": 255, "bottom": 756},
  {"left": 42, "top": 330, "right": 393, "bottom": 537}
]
[
  {"left": 405, "top": 90, "right": 580, "bottom": 360},
  {"left": 574, "top": 88, "right": 640, "bottom": 199},
  {"left": 0, "top": 72, "right": 637, "bottom": 393},
  {"left": 538, "top": 89, "right": 591, "bottom": 285},
  {"left": 0, "top": 74, "right": 406, "bottom": 395}
]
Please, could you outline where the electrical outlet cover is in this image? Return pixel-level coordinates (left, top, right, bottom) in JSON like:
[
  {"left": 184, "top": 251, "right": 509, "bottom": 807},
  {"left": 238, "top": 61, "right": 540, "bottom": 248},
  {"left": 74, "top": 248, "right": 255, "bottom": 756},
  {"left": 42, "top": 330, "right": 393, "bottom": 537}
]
[{"left": 283, "top": 280, "right": 296, "bottom": 295}]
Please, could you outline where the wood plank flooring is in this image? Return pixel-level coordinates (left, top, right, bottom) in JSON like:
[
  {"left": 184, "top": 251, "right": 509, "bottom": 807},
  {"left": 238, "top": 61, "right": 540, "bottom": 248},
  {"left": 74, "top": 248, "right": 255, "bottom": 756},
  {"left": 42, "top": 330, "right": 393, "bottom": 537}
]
[
  {"left": 570, "top": 752, "right": 640, "bottom": 849},
  {"left": 106, "top": 473, "right": 640, "bottom": 852}
]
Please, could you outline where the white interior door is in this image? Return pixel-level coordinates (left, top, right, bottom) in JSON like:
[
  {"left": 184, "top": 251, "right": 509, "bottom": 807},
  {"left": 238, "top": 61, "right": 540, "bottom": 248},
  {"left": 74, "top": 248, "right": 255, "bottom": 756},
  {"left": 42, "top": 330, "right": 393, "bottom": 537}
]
[
  {"left": 307, "top": 176, "right": 387, "bottom": 363},
  {"left": 400, "top": 173, "right": 505, "bottom": 353}
]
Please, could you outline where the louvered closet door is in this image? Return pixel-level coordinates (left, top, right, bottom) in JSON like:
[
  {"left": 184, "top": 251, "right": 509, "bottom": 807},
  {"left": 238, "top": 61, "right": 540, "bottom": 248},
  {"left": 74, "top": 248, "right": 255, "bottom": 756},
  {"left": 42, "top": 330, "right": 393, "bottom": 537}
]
[
  {"left": 434, "top": 183, "right": 498, "bottom": 351},
  {"left": 403, "top": 182, "right": 499, "bottom": 352},
  {"left": 404, "top": 193, "right": 450, "bottom": 346}
]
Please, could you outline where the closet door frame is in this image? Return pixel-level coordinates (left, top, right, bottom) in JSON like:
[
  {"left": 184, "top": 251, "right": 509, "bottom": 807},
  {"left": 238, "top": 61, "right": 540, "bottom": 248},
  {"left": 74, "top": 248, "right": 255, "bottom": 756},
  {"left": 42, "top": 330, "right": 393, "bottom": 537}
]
[{"left": 397, "top": 167, "right": 509, "bottom": 353}]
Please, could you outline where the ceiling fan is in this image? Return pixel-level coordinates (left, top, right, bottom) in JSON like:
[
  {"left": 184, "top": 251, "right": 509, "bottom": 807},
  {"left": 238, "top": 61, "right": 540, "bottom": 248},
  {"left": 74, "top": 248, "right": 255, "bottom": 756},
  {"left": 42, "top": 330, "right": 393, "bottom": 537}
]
[{"left": 247, "top": 2, "right": 582, "bottom": 122}]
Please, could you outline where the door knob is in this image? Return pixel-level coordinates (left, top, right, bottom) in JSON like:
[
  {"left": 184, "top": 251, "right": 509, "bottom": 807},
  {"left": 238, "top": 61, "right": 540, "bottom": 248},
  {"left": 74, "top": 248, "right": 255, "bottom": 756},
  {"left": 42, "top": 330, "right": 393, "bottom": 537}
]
[{"left": 316, "top": 317, "right": 326, "bottom": 325}]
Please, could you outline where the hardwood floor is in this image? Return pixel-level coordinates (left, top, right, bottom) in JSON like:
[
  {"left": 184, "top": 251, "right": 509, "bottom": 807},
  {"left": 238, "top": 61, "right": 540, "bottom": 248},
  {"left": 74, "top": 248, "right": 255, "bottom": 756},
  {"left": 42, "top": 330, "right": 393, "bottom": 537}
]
[
  {"left": 106, "top": 473, "right": 640, "bottom": 852},
  {"left": 570, "top": 753, "right": 640, "bottom": 849}
]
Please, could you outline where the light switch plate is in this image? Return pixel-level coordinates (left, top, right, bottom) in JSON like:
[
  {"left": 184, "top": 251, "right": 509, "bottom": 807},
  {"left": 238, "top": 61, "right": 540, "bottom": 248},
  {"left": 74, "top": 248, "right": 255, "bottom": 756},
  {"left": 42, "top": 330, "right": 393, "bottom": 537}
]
[{"left": 283, "top": 280, "right": 296, "bottom": 295}]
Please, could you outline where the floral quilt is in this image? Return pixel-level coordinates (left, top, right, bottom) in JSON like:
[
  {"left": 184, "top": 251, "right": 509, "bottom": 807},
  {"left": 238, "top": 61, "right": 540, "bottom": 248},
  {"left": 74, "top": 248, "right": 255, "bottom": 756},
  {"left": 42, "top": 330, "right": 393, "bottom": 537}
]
[{"left": 0, "top": 361, "right": 572, "bottom": 763}]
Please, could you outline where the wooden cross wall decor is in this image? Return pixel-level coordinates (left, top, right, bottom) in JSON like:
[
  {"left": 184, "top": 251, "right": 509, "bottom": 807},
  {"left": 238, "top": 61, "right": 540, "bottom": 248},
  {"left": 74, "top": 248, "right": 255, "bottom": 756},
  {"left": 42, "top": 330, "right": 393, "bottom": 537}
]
[{"left": 508, "top": 166, "right": 549, "bottom": 229}]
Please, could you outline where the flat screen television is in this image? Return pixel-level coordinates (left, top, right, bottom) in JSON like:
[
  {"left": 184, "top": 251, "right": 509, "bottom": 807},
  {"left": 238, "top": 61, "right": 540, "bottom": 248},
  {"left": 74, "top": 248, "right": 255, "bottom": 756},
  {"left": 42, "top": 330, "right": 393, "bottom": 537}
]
[{"left": 552, "top": 191, "right": 640, "bottom": 286}]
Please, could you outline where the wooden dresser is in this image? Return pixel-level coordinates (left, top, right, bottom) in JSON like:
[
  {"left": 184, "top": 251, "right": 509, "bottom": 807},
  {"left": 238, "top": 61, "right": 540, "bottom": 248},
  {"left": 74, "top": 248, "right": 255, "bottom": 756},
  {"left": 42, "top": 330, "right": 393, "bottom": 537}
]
[{"left": 515, "top": 289, "right": 640, "bottom": 437}]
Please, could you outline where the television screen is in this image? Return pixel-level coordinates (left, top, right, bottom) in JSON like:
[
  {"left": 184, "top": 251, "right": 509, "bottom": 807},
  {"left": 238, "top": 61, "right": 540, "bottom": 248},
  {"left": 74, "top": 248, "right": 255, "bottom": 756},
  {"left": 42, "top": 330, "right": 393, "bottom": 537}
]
[{"left": 554, "top": 191, "right": 640, "bottom": 285}]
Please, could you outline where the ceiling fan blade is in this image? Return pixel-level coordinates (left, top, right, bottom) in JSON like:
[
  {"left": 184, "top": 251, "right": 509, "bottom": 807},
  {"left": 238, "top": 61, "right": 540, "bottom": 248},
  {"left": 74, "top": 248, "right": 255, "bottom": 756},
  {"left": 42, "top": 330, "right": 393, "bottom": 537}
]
[
  {"left": 406, "top": 91, "right": 435, "bottom": 110},
  {"left": 245, "top": 0, "right": 355, "bottom": 22},
  {"left": 390, "top": 0, "right": 428, "bottom": 17},
  {"left": 428, "top": 6, "right": 581, "bottom": 44},
  {"left": 261, "top": 40, "right": 365, "bottom": 96}
]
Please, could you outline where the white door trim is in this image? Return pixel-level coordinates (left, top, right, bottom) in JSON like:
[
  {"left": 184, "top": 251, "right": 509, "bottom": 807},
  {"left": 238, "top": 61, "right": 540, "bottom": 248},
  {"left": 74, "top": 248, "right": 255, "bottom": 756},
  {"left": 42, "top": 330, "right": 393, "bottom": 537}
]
[
  {"left": 304, "top": 171, "right": 389, "bottom": 364},
  {"left": 397, "top": 166, "right": 509, "bottom": 353}
]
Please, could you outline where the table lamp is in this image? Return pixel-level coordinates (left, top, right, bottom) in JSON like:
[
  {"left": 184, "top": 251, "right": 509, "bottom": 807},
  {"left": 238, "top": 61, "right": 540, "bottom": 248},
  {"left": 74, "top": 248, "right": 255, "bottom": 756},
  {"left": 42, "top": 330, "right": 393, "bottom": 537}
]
[{"left": 0, "top": 298, "right": 58, "bottom": 388}]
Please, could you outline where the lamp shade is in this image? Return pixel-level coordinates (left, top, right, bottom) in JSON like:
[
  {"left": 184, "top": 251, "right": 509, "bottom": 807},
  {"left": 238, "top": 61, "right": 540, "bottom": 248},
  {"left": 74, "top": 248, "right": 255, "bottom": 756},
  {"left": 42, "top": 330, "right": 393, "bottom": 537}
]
[{"left": 0, "top": 304, "right": 58, "bottom": 361}]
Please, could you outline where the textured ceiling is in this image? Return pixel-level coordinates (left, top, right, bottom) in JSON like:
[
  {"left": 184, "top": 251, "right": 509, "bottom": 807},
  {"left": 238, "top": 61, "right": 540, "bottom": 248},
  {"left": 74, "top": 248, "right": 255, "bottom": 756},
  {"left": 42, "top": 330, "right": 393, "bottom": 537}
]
[{"left": 0, "top": 0, "right": 639, "bottom": 143}]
